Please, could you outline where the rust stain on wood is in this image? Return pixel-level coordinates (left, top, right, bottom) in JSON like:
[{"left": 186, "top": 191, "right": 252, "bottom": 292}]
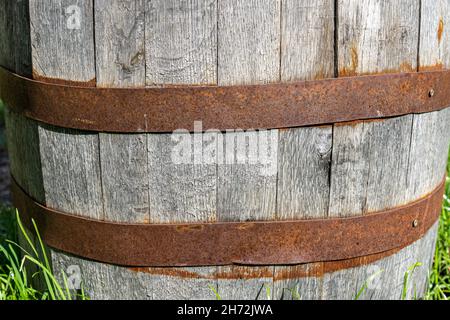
[
  {"left": 399, "top": 62, "right": 415, "bottom": 73},
  {"left": 32, "top": 69, "right": 96, "bottom": 87},
  {"left": 215, "top": 267, "right": 274, "bottom": 280},
  {"left": 314, "top": 66, "right": 331, "bottom": 80},
  {"left": 334, "top": 117, "right": 395, "bottom": 128},
  {"left": 128, "top": 248, "right": 402, "bottom": 280},
  {"left": 129, "top": 268, "right": 210, "bottom": 279},
  {"left": 419, "top": 63, "right": 444, "bottom": 72},
  {"left": 339, "top": 45, "right": 359, "bottom": 77},
  {"left": 128, "top": 267, "right": 274, "bottom": 280},
  {"left": 438, "top": 17, "right": 444, "bottom": 43},
  {"left": 339, "top": 45, "right": 414, "bottom": 77},
  {"left": 355, "top": 63, "right": 416, "bottom": 77},
  {"left": 314, "top": 68, "right": 325, "bottom": 80},
  {"left": 273, "top": 264, "right": 321, "bottom": 279}
]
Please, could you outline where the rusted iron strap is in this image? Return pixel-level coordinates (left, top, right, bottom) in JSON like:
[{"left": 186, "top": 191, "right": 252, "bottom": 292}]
[
  {"left": 1, "top": 66, "right": 450, "bottom": 133},
  {"left": 11, "top": 176, "right": 445, "bottom": 267}
]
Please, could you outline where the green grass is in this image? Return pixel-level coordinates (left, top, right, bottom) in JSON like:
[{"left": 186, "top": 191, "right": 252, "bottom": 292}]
[
  {"left": 425, "top": 152, "right": 450, "bottom": 300},
  {"left": 0, "top": 212, "right": 88, "bottom": 300}
]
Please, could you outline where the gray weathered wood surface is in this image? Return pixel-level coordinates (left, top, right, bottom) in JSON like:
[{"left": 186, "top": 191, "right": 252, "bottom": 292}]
[
  {"left": 273, "top": 0, "right": 334, "bottom": 300},
  {"left": 216, "top": 0, "right": 281, "bottom": 300},
  {"left": 1, "top": 0, "right": 448, "bottom": 300},
  {"left": 94, "top": 0, "right": 150, "bottom": 298},
  {"left": 144, "top": 0, "right": 218, "bottom": 299},
  {"left": 216, "top": 0, "right": 279, "bottom": 222},
  {"left": 1, "top": 0, "right": 44, "bottom": 291},
  {"left": 29, "top": 0, "right": 106, "bottom": 297},
  {"left": 322, "top": 0, "right": 427, "bottom": 300}
]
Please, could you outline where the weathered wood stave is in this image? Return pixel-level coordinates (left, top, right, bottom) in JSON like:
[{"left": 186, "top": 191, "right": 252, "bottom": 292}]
[{"left": 0, "top": 0, "right": 449, "bottom": 300}]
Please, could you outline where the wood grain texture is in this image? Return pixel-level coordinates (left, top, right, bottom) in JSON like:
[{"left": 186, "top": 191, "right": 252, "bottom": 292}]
[
  {"left": 0, "top": 0, "right": 14, "bottom": 71},
  {"left": 411, "top": 0, "right": 450, "bottom": 202},
  {"left": 328, "top": 121, "right": 371, "bottom": 217},
  {"left": 216, "top": 0, "right": 279, "bottom": 221},
  {"left": 217, "top": 266, "right": 274, "bottom": 300},
  {"left": 328, "top": 1, "right": 421, "bottom": 299},
  {"left": 407, "top": 109, "right": 450, "bottom": 201},
  {"left": 317, "top": 0, "right": 438, "bottom": 300},
  {"left": 4, "top": 110, "right": 47, "bottom": 291},
  {"left": 27, "top": 0, "right": 219, "bottom": 300},
  {"left": 280, "top": 0, "right": 335, "bottom": 82},
  {"left": 145, "top": 0, "right": 217, "bottom": 85},
  {"left": 419, "top": 0, "right": 450, "bottom": 70},
  {"left": 50, "top": 251, "right": 150, "bottom": 300},
  {"left": 216, "top": 129, "right": 279, "bottom": 222},
  {"left": 144, "top": 0, "right": 218, "bottom": 299},
  {"left": 0, "top": 0, "right": 32, "bottom": 75},
  {"left": 273, "top": 264, "right": 323, "bottom": 300},
  {"left": 2, "top": 0, "right": 40, "bottom": 199},
  {"left": 82, "top": 0, "right": 215, "bottom": 299},
  {"left": 331, "top": 0, "right": 420, "bottom": 215},
  {"left": 273, "top": 0, "right": 334, "bottom": 300},
  {"left": 363, "top": 117, "right": 414, "bottom": 211},
  {"left": 337, "top": 0, "right": 419, "bottom": 76},
  {"left": 217, "top": 0, "right": 280, "bottom": 85},
  {"left": 39, "top": 127, "right": 103, "bottom": 218},
  {"left": 95, "top": 0, "right": 146, "bottom": 87},
  {"left": 329, "top": 116, "right": 414, "bottom": 217},
  {"left": 29, "top": 0, "right": 95, "bottom": 81},
  {"left": 36, "top": 0, "right": 150, "bottom": 299},
  {"left": 99, "top": 133, "right": 149, "bottom": 223},
  {"left": 95, "top": 0, "right": 148, "bottom": 224},
  {"left": 4, "top": 112, "right": 44, "bottom": 203},
  {"left": 267, "top": 0, "right": 440, "bottom": 301},
  {"left": 29, "top": 0, "right": 105, "bottom": 297},
  {"left": 276, "top": 126, "right": 333, "bottom": 220},
  {"left": 145, "top": 0, "right": 217, "bottom": 224},
  {"left": 215, "top": 0, "right": 280, "bottom": 300},
  {"left": 1, "top": 0, "right": 44, "bottom": 291},
  {"left": 139, "top": 267, "right": 217, "bottom": 300},
  {"left": 276, "top": 0, "right": 334, "bottom": 221},
  {"left": 13, "top": 0, "right": 32, "bottom": 76},
  {"left": 30, "top": 0, "right": 101, "bottom": 217},
  {"left": 321, "top": 222, "right": 439, "bottom": 300},
  {"left": 398, "top": 4, "right": 450, "bottom": 299},
  {"left": 147, "top": 133, "right": 217, "bottom": 223}
]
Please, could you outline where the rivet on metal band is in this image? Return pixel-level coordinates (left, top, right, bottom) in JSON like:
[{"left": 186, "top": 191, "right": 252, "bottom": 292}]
[
  {"left": 1, "top": 66, "right": 450, "bottom": 133},
  {"left": 11, "top": 176, "right": 445, "bottom": 268}
]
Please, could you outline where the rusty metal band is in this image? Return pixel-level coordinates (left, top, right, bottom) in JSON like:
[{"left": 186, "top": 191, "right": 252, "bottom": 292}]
[
  {"left": 1, "top": 66, "right": 450, "bottom": 133},
  {"left": 11, "top": 176, "right": 445, "bottom": 267}
]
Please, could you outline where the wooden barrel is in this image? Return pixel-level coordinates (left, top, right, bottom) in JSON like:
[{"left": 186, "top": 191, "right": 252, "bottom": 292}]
[{"left": 1, "top": 0, "right": 449, "bottom": 300}]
